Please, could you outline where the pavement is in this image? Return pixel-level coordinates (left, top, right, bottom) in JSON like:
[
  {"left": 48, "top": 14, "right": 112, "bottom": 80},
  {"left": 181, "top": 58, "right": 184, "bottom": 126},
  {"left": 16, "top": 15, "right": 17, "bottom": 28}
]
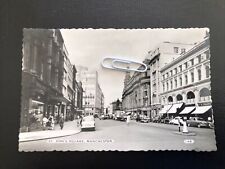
[
  {"left": 19, "top": 120, "right": 81, "bottom": 142},
  {"left": 19, "top": 119, "right": 217, "bottom": 151}
]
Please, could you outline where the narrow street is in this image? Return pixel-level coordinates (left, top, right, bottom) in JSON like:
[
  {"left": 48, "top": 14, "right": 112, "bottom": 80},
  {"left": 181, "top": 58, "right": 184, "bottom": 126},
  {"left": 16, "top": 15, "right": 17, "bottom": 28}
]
[{"left": 19, "top": 119, "right": 216, "bottom": 151}]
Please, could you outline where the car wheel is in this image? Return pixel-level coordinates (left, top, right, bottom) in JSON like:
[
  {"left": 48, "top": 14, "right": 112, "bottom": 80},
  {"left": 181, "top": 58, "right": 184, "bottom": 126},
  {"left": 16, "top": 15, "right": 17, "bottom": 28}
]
[{"left": 197, "top": 124, "right": 201, "bottom": 128}]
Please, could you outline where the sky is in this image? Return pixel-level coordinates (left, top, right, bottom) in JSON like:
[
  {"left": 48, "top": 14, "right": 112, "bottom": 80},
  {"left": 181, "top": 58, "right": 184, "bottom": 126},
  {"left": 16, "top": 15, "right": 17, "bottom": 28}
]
[{"left": 61, "top": 28, "right": 208, "bottom": 107}]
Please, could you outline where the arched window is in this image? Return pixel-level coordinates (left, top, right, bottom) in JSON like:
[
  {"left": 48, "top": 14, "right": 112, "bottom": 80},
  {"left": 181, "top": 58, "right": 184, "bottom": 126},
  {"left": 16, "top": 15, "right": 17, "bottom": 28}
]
[
  {"left": 168, "top": 96, "right": 173, "bottom": 103},
  {"left": 179, "top": 77, "right": 182, "bottom": 86},
  {"left": 187, "top": 91, "right": 195, "bottom": 99},
  {"left": 175, "top": 78, "right": 177, "bottom": 88},
  {"left": 185, "top": 74, "right": 188, "bottom": 85},
  {"left": 200, "top": 88, "right": 211, "bottom": 97},
  {"left": 205, "top": 66, "right": 210, "bottom": 78},
  {"left": 199, "top": 87, "right": 211, "bottom": 101},
  {"left": 191, "top": 72, "right": 194, "bottom": 82},
  {"left": 198, "top": 69, "right": 202, "bottom": 81},
  {"left": 176, "top": 94, "right": 183, "bottom": 101}
]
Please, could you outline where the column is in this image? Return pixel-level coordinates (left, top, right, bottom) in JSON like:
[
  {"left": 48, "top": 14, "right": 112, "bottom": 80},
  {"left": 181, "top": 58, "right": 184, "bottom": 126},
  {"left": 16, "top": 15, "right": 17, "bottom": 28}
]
[
  {"left": 182, "top": 92, "right": 186, "bottom": 103},
  {"left": 194, "top": 68, "right": 198, "bottom": 82}
]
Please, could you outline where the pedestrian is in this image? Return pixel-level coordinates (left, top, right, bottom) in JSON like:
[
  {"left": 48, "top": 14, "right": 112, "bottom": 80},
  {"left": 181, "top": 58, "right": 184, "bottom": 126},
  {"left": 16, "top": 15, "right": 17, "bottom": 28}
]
[
  {"left": 59, "top": 114, "right": 64, "bottom": 130},
  {"left": 42, "top": 116, "right": 48, "bottom": 130},
  {"left": 126, "top": 115, "right": 130, "bottom": 126},
  {"left": 77, "top": 115, "right": 80, "bottom": 127},
  {"left": 136, "top": 114, "right": 140, "bottom": 122},
  {"left": 48, "top": 115, "right": 55, "bottom": 130}
]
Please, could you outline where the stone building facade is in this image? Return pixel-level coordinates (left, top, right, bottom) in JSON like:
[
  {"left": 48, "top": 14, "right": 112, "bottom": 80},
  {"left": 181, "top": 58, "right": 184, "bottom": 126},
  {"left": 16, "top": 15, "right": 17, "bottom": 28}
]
[
  {"left": 122, "top": 59, "right": 151, "bottom": 117},
  {"left": 146, "top": 42, "right": 194, "bottom": 117},
  {"left": 21, "top": 29, "right": 67, "bottom": 131},
  {"left": 160, "top": 35, "right": 212, "bottom": 119}
]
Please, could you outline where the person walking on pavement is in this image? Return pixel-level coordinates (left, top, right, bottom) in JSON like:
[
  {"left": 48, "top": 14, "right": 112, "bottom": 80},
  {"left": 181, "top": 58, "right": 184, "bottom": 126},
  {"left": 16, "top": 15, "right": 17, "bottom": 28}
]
[
  {"left": 48, "top": 115, "right": 55, "bottom": 130},
  {"left": 77, "top": 115, "right": 80, "bottom": 127},
  {"left": 59, "top": 114, "right": 64, "bottom": 130}
]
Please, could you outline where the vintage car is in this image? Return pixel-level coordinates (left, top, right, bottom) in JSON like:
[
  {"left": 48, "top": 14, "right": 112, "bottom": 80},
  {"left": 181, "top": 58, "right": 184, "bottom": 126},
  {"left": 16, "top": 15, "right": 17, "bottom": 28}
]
[
  {"left": 140, "top": 116, "right": 150, "bottom": 123},
  {"left": 187, "top": 117, "right": 210, "bottom": 128},
  {"left": 152, "top": 116, "right": 161, "bottom": 123},
  {"left": 81, "top": 115, "right": 95, "bottom": 131},
  {"left": 160, "top": 117, "right": 170, "bottom": 124},
  {"left": 169, "top": 116, "right": 184, "bottom": 125}
]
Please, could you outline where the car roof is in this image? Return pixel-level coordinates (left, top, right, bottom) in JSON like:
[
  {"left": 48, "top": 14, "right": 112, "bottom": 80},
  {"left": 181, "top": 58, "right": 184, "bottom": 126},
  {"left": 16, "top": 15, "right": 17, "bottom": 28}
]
[{"left": 83, "top": 115, "right": 94, "bottom": 120}]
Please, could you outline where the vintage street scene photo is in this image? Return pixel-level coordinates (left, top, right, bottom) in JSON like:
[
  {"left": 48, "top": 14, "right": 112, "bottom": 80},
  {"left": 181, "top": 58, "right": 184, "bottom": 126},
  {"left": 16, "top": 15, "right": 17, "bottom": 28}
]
[{"left": 19, "top": 28, "right": 216, "bottom": 151}]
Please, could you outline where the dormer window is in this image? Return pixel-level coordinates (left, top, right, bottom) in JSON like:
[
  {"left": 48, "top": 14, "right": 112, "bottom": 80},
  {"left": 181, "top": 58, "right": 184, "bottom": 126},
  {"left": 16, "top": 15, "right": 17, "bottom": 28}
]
[{"left": 174, "top": 47, "right": 179, "bottom": 53}]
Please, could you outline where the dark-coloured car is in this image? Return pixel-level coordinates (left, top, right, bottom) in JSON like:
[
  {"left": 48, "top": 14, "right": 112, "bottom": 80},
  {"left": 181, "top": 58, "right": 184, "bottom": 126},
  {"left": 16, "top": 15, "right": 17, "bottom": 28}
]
[
  {"left": 160, "top": 117, "right": 170, "bottom": 124},
  {"left": 187, "top": 117, "right": 210, "bottom": 128}
]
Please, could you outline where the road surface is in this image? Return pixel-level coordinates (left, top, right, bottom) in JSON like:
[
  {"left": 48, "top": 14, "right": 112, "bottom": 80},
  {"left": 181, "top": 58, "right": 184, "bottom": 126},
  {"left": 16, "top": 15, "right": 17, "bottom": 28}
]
[{"left": 19, "top": 119, "right": 217, "bottom": 151}]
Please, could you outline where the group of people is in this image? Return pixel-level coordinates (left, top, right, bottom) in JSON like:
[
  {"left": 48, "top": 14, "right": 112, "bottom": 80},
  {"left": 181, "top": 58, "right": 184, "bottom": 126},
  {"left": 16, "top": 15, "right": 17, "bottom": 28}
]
[{"left": 42, "top": 114, "right": 65, "bottom": 130}]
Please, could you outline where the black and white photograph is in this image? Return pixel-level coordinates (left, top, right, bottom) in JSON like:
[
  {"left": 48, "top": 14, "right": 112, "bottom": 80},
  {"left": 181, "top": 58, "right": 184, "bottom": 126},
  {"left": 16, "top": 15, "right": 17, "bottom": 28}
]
[{"left": 18, "top": 28, "right": 216, "bottom": 151}]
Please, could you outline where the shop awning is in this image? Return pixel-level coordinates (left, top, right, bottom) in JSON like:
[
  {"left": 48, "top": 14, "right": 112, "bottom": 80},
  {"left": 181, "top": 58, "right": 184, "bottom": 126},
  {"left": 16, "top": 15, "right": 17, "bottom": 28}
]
[
  {"left": 49, "top": 96, "right": 70, "bottom": 103},
  {"left": 32, "top": 100, "right": 44, "bottom": 105},
  {"left": 167, "top": 103, "right": 183, "bottom": 114},
  {"left": 191, "top": 106, "right": 212, "bottom": 115},
  {"left": 179, "top": 106, "right": 195, "bottom": 115},
  {"left": 159, "top": 105, "right": 172, "bottom": 114}
]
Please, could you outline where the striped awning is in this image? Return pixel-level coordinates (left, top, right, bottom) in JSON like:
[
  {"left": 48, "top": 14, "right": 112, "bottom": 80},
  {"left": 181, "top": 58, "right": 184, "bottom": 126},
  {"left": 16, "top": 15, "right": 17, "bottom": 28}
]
[
  {"left": 159, "top": 105, "right": 172, "bottom": 114},
  {"left": 179, "top": 106, "right": 195, "bottom": 115},
  {"left": 191, "top": 106, "right": 212, "bottom": 115},
  {"left": 167, "top": 103, "right": 183, "bottom": 114}
]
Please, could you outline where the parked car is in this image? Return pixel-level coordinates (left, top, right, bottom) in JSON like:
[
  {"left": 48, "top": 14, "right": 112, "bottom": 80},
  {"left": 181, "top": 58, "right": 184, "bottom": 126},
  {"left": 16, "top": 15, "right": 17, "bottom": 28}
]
[
  {"left": 81, "top": 115, "right": 95, "bottom": 131},
  {"left": 151, "top": 116, "right": 160, "bottom": 123},
  {"left": 140, "top": 116, "right": 150, "bottom": 123},
  {"left": 187, "top": 117, "right": 210, "bottom": 128},
  {"left": 114, "top": 110, "right": 124, "bottom": 121},
  {"left": 131, "top": 114, "right": 137, "bottom": 120},
  {"left": 169, "top": 116, "right": 184, "bottom": 125},
  {"left": 152, "top": 116, "right": 160, "bottom": 123},
  {"left": 99, "top": 114, "right": 105, "bottom": 120},
  {"left": 160, "top": 117, "right": 170, "bottom": 124},
  {"left": 93, "top": 114, "right": 99, "bottom": 118}
]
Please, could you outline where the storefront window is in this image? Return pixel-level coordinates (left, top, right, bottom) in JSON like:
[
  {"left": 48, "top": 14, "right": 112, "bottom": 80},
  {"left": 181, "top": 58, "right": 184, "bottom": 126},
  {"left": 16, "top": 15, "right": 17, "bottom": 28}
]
[{"left": 29, "top": 100, "right": 44, "bottom": 130}]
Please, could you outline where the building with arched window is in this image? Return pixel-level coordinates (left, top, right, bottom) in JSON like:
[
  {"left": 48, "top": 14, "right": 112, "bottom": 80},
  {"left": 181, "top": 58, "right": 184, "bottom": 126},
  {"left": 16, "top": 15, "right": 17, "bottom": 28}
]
[{"left": 160, "top": 35, "right": 212, "bottom": 119}]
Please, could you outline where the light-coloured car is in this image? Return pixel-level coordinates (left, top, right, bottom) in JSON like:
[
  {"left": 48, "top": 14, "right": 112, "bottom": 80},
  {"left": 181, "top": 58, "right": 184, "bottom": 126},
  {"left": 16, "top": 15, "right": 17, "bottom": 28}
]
[
  {"left": 140, "top": 116, "right": 150, "bottom": 123},
  {"left": 169, "top": 116, "right": 184, "bottom": 125},
  {"left": 81, "top": 115, "right": 95, "bottom": 131}
]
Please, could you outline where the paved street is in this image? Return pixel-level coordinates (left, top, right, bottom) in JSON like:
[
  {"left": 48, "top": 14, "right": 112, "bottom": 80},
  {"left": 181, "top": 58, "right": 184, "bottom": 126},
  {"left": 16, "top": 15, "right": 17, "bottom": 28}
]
[{"left": 19, "top": 119, "right": 217, "bottom": 151}]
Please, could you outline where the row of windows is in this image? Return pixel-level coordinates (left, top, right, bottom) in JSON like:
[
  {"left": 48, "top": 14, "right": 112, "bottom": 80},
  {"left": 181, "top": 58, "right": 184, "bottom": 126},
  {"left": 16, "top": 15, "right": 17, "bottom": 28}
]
[
  {"left": 162, "top": 50, "right": 210, "bottom": 80},
  {"left": 162, "top": 66, "right": 210, "bottom": 92},
  {"left": 174, "top": 47, "right": 186, "bottom": 54}
]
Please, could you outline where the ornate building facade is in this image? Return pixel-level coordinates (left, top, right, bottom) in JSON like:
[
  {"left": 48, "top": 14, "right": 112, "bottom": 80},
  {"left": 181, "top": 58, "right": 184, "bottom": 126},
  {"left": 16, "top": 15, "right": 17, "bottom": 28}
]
[
  {"left": 122, "top": 59, "right": 151, "bottom": 117},
  {"left": 159, "top": 35, "right": 212, "bottom": 119},
  {"left": 146, "top": 42, "right": 194, "bottom": 117}
]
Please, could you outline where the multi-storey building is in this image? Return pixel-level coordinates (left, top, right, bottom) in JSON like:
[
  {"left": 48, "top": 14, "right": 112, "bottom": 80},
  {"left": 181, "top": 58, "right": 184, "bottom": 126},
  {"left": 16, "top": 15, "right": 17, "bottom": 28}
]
[
  {"left": 111, "top": 99, "right": 123, "bottom": 112},
  {"left": 21, "top": 29, "right": 67, "bottom": 131},
  {"left": 159, "top": 35, "right": 212, "bottom": 119},
  {"left": 122, "top": 59, "right": 151, "bottom": 117},
  {"left": 61, "top": 47, "right": 76, "bottom": 121},
  {"left": 76, "top": 66, "right": 104, "bottom": 115},
  {"left": 146, "top": 42, "right": 194, "bottom": 117}
]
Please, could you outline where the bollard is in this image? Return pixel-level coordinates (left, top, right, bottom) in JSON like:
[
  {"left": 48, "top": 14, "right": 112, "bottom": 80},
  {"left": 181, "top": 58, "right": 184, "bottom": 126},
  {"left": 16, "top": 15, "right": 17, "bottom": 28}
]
[{"left": 182, "top": 121, "right": 188, "bottom": 133}]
